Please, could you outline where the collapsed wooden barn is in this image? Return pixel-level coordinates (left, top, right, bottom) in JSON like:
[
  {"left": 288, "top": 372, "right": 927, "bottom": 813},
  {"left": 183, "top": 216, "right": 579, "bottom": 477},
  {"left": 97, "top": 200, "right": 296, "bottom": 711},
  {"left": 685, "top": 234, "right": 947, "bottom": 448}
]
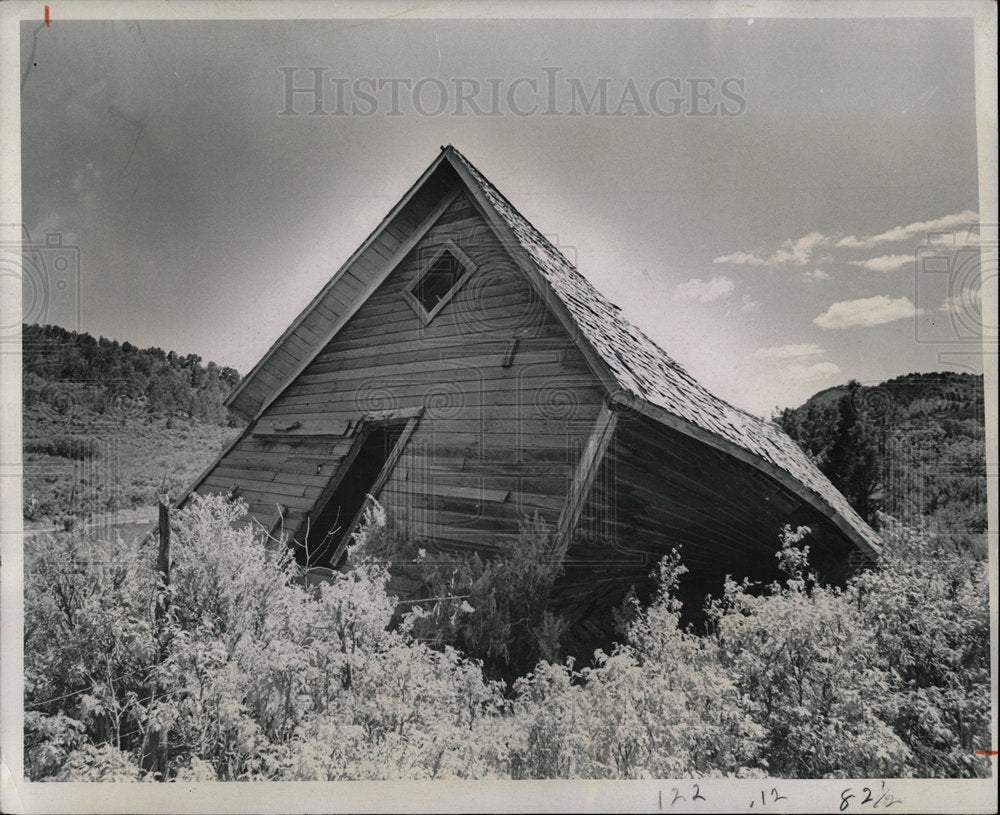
[{"left": 183, "top": 145, "right": 880, "bottom": 638}]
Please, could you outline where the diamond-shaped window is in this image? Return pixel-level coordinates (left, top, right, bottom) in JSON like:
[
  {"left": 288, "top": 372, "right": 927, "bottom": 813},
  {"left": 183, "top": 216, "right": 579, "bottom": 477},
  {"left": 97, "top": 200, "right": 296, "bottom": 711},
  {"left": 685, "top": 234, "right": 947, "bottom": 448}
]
[{"left": 403, "top": 240, "right": 476, "bottom": 324}]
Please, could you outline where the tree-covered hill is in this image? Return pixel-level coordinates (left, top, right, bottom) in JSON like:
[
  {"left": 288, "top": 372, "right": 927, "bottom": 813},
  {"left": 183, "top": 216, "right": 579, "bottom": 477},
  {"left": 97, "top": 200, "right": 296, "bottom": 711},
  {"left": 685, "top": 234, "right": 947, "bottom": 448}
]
[
  {"left": 776, "top": 372, "right": 987, "bottom": 554},
  {"left": 21, "top": 324, "right": 244, "bottom": 527},
  {"left": 22, "top": 323, "right": 241, "bottom": 423},
  {"left": 791, "top": 373, "right": 984, "bottom": 422}
]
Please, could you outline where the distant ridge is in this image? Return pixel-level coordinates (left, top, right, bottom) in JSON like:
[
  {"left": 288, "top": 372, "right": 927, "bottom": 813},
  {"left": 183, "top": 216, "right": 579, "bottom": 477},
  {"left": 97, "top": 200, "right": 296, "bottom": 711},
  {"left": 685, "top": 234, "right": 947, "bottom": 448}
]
[{"left": 800, "top": 371, "right": 984, "bottom": 422}]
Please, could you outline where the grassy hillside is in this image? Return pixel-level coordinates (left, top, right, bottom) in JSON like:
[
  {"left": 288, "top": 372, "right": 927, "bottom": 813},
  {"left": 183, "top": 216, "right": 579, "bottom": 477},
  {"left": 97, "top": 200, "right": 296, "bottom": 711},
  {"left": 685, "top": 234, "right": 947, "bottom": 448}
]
[{"left": 22, "top": 324, "right": 243, "bottom": 528}]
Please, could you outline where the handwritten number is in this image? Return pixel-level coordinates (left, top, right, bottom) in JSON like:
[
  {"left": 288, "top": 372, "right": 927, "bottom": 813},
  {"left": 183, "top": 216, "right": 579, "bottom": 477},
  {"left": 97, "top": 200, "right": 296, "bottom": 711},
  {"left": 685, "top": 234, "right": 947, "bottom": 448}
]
[
  {"left": 663, "top": 786, "right": 707, "bottom": 808},
  {"left": 749, "top": 788, "right": 787, "bottom": 808},
  {"left": 840, "top": 784, "right": 901, "bottom": 811},
  {"left": 662, "top": 785, "right": 710, "bottom": 808}
]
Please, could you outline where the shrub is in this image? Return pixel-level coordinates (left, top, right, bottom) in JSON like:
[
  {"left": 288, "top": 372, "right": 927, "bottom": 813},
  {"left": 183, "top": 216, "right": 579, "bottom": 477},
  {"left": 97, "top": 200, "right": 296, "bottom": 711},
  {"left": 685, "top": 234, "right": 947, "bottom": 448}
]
[
  {"left": 848, "top": 517, "right": 991, "bottom": 777},
  {"left": 505, "top": 525, "right": 990, "bottom": 779},
  {"left": 349, "top": 503, "right": 569, "bottom": 680},
  {"left": 56, "top": 744, "right": 150, "bottom": 782},
  {"left": 25, "top": 494, "right": 507, "bottom": 781},
  {"left": 509, "top": 552, "right": 764, "bottom": 779},
  {"left": 24, "top": 527, "right": 158, "bottom": 780},
  {"left": 708, "top": 527, "right": 912, "bottom": 778}
]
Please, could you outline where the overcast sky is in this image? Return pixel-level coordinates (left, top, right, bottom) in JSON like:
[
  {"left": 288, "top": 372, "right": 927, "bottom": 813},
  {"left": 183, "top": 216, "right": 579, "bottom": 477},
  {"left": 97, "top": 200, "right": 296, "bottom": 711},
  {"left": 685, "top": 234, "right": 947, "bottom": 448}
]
[{"left": 19, "top": 13, "right": 984, "bottom": 416}]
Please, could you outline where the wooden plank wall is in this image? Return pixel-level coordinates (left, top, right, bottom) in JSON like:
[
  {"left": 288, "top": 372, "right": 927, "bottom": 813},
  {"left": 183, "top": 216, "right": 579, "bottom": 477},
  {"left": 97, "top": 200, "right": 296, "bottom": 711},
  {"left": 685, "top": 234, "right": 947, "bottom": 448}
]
[{"left": 198, "top": 191, "right": 607, "bottom": 550}]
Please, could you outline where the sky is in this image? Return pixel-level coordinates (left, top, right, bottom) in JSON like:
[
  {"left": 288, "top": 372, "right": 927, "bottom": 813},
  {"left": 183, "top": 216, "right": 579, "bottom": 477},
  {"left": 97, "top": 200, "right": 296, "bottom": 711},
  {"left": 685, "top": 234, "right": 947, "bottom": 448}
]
[{"left": 18, "top": 13, "right": 986, "bottom": 417}]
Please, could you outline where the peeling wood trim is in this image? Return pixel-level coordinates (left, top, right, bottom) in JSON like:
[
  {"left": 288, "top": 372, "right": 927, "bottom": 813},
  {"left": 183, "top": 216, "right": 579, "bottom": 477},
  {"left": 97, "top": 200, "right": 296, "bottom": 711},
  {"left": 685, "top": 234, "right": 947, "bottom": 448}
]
[
  {"left": 253, "top": 418, "right": 352, "bottom": 438},
  {"left": 362, "top": 405, "right": 425, "bottom": 423},
  {"left": 501, "top": 337, "right": 518, "bottom": 368},
  {"left": 555, "top": 403, "right": 618, "bottom": 547}
]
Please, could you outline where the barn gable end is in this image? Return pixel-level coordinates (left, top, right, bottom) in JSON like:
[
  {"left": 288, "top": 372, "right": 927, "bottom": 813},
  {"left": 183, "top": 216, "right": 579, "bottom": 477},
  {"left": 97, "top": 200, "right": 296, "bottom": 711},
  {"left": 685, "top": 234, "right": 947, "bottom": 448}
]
[{"left": 191, "top": 186, "right": 608, "bottom": 566}]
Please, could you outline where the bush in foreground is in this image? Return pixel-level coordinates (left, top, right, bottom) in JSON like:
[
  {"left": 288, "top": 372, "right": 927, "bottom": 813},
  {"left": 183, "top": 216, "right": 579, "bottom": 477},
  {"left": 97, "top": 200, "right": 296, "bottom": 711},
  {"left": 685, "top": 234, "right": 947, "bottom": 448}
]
[
  {"left": 23, "top": 496, "right": 991, "bottom": 780},
  {"left": 25, "top": 495, "right": 507, "bottom": 781}
]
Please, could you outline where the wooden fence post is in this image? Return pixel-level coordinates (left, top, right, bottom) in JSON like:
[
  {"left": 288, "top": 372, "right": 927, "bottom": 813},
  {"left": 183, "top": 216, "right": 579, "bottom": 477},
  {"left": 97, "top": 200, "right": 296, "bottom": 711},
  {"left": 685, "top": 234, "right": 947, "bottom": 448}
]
[
  {"left": 157, "top": 494, "right": 171, "bottom": 595},
  {"left": 143, "top": 494, "right": 171, "bottom": 780}
]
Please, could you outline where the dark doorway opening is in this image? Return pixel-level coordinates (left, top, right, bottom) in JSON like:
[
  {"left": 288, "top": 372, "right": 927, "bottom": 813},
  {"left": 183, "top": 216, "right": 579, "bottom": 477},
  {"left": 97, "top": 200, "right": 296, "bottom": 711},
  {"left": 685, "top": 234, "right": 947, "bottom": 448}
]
[{"left": 298, "top": 422, "right": 407, "bottom": 571}]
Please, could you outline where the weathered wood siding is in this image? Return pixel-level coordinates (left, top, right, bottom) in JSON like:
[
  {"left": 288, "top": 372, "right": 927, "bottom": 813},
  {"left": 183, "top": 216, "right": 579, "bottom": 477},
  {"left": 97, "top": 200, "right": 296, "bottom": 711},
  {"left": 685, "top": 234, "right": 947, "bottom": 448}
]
[
  {"left": 198, "top": 191, "right": 607, "bottom": 551},
  {"left": 553, "top": 412, "right": 855, "bottom": 637}
]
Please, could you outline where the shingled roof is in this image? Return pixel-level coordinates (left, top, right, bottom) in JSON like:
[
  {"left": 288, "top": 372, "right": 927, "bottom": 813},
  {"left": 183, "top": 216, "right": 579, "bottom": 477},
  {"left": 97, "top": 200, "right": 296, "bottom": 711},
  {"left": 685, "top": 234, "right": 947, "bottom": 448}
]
[
  {"left": 448, "top": 147, "right": 880, "bottom": 557},
  {"left": 226, "top": 145, "right": 881, "bottom": 558}
]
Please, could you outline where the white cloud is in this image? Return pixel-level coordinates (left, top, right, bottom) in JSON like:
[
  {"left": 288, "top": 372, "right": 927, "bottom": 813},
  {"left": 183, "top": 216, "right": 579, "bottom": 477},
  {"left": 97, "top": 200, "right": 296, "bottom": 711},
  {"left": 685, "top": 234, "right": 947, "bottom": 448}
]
[
  {"left": 849, "top": 254, "right": 914, "bottom": 272},
  {"left": 802, "top": 269, "right": 831, "bottom": 282},
  {"left": 714, "top": 211, "right": 980, "bottom": 275},
  {"left": 813, "top": 295, "right": 923, "bottom": 329},
  {"left": 673, "top": 275, "right": 736, "bottom": 303},
  {"left": 836, "top": 210, "right": 979, "bottom": 249},
  {"left": 782, "top": 361, "right": 842, "bottom": 381},
  {"left": 770, "top": 231, "right": 829, "bottom": 266},
  {"left": 714, "top": 232, "right": 831, "bottom": 267},
  {"left": 755, "top": 343, "right": 825, "bottom": 360},
  {"left": 712, "top": 250, "right": 768, "bottom": 267}
]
